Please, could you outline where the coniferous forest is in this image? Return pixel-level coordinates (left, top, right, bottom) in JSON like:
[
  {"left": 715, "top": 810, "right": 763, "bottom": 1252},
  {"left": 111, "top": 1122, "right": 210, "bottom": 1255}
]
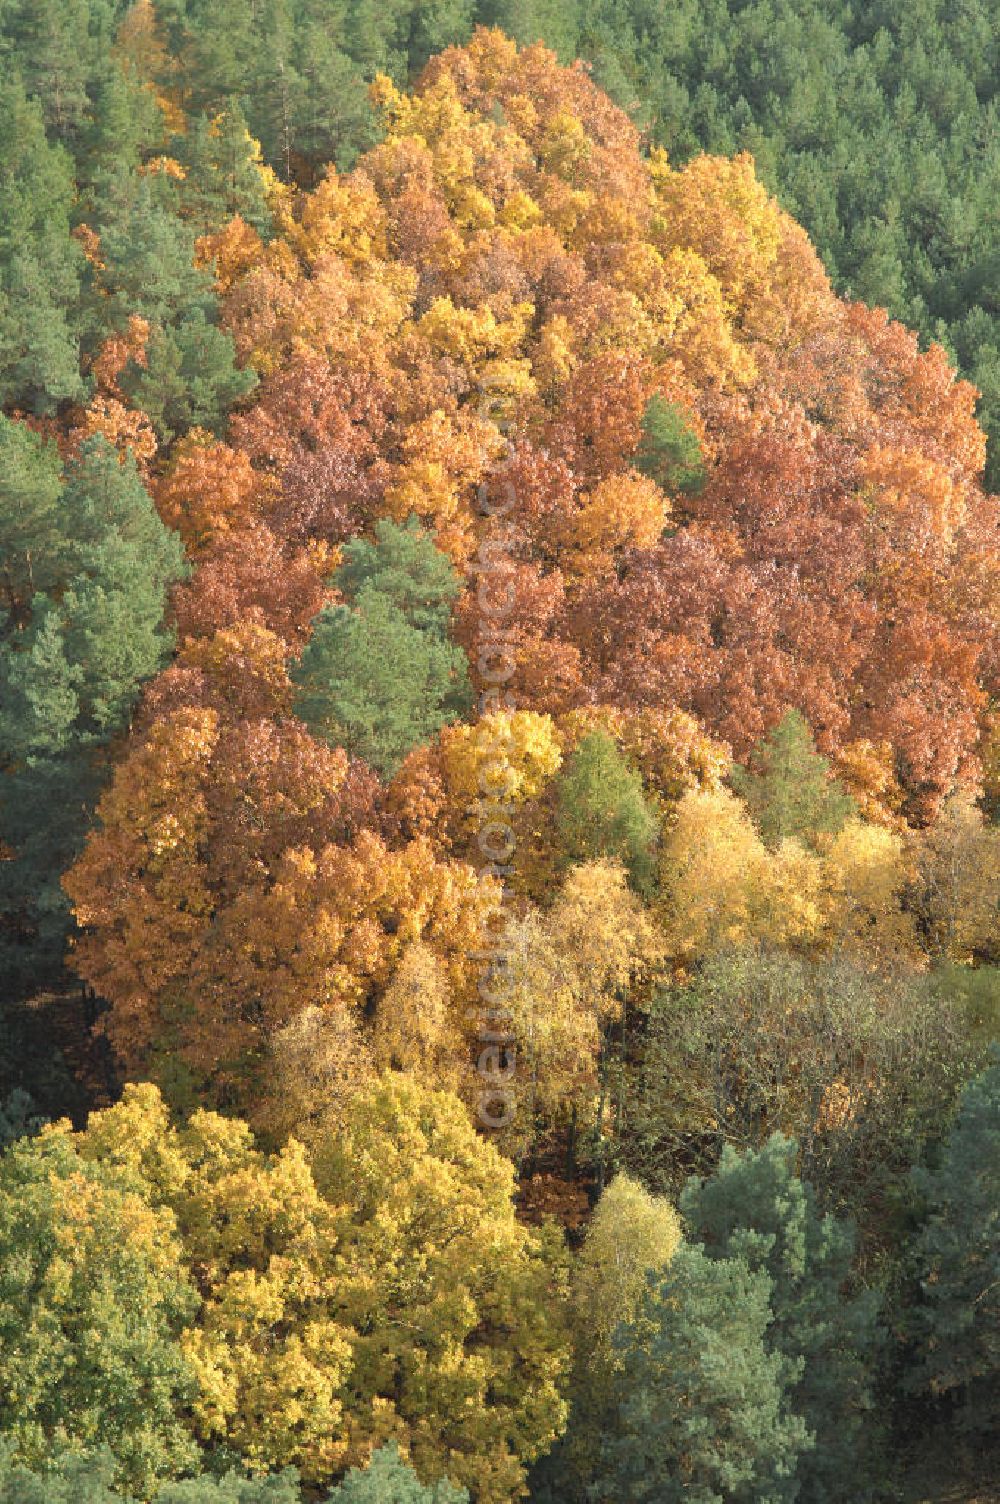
[{"left": 0, "top": 4, "right": 998, "bottom": 1501}]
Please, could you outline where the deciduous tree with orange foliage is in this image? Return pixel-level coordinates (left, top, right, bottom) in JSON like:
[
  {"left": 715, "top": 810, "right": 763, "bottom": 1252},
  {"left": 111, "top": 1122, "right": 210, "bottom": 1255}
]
[
  {"left": 180, "top": 29, "right": 998, "bottom": 831},
  {"left": 64, "top": 704, "right": 496, "bottom": 1115}
]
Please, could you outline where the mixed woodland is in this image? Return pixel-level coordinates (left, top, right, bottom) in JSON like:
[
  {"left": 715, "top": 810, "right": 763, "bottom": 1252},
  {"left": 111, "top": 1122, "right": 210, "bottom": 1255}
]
[{"left": 0, "top": 4, "right": 998, "bottom": 1501}]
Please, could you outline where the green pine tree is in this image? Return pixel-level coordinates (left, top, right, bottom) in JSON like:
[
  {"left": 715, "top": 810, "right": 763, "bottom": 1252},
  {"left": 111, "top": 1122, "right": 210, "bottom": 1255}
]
[
  {"left": 324, "top": 1444, "right": 469, "bottom": 1503},
  {"left": 909, "top": 1056, "right": 1000, "bottom": 1440},
  {"left": 57, "top": 437, "right": 188, "bottom": 734},
  {"left": 0, "top": 1445, "right": 121, "bottom": 1504},
  {"left": 120, "top": 307, "right": 256, "bottom": 442},
  {"left": 156, "top": 1467, "right": 303, "bottom": 1502},
  {"left": 172, "top": 106, "right": 273, "bottom": 235},
  {"left": 292, "top": 590, "right": 470, "bottom": 777},
  {"left": 0, "top": 1445, "right": 468, "bottom": 1502},
  {"left": 555, "top": 730, "right": 659, "bottom": 893},
  {"left": 593, "top": 1242, "right": 809, "bottom": 1503},
  {"left": 0, "top": 432, "right": 186, "bottom": 998},
  {"left": 292, "top": 519, "right": 471, "bottom": 776},
  {"left": 681, "top": 1135, "right": 884, "bottom": 1502},
  {"left": 91, "top": 169, "right": 215, "bottom": 329},
  {"left": 634, "top": 393, "right": 706, "bottom": 498},
  {"left": 0, "top": 0, "right": 96, "bottom": 142},
  {"left": 0, "top": 415, "right": 67, "bottom": 616},
  {"left": 282, "top": 21, "right": 378, "bottom": 173},
  {"left": 335, "top": 516, "right": 466, "bottom": 635},
  {"left": 731, "top": 709, "right": 855, "bottom": 850},
  {"left": 0, "top": 601, "right": 81, "bottom": 759},
  {"left": 0, "top": 80, "right": 86, "bottom": 412},
  {"left": 80, "top": 63, "right": 162, "bottom": 197},
  {"left": 2, "top": 431, "right": 184, "bottom": 756}
]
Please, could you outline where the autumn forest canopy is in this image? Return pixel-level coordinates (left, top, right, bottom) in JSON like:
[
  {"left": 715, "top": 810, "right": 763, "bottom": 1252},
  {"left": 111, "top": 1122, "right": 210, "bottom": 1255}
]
[{"left": 0, "top": 5, "right": 999, "bottom": 1502}]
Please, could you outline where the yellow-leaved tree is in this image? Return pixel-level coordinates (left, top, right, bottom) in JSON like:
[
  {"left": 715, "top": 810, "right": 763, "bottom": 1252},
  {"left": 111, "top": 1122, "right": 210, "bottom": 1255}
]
[
  {"left": 502, "top": 860, "right": 664, "bottom": 1153},
  {"left": 73, "top": 1079, "right": 571, "bottom": 1502},
  {"left": 908, "top": 791, "right": 1000, "bottom": 962},
  {"left": 658, "top": 786, "right": 824, "bottom": 960}
]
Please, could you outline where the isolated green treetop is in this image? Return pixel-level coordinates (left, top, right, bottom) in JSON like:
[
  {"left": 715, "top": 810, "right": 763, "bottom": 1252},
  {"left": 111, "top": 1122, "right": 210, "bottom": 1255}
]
[{"left": 732, "top": 710, "right": 856, "bottom": 850}]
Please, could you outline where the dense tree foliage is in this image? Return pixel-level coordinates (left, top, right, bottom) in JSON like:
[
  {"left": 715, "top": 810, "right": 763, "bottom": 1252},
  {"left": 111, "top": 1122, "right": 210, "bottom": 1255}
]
[
  {"left": 292, "top": 520, "right": 472, "bottom": 776},
  {"left": 0, "top": 1123, "right": 200, "bottom": 1496},
  {"left": 0, "top": 1444, "right": 465, "bottom": 1502},
  {"left": 0, "top": 425, "right": 185, "bottom": 1031},
  {"left": 682, "top": 1136, "right": 883, "bottom": 1500},
  {"left": 0, "top": 78, "right": 87, "bottom": 412},
  {"left": 555, "top": 731, "right": 659, "bottom": 892},
  {"left": 0, "top": 10, "right": 998, "bottom": 1502},
  {"left": 7, "top": 0, "right": 1000, "bottom": 479},
  {"left": 0, "top": 1080, "right": 565, "bottom": 1498},
  {"left": 592, "top": 1243, "right": 809, "bottom": 1502},
  {"left": 907, "top": 1057, "right": 1000, "bottom": 1442},
  {"left": 731, "top": 710, "right": 856, "bottom": 851}
]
